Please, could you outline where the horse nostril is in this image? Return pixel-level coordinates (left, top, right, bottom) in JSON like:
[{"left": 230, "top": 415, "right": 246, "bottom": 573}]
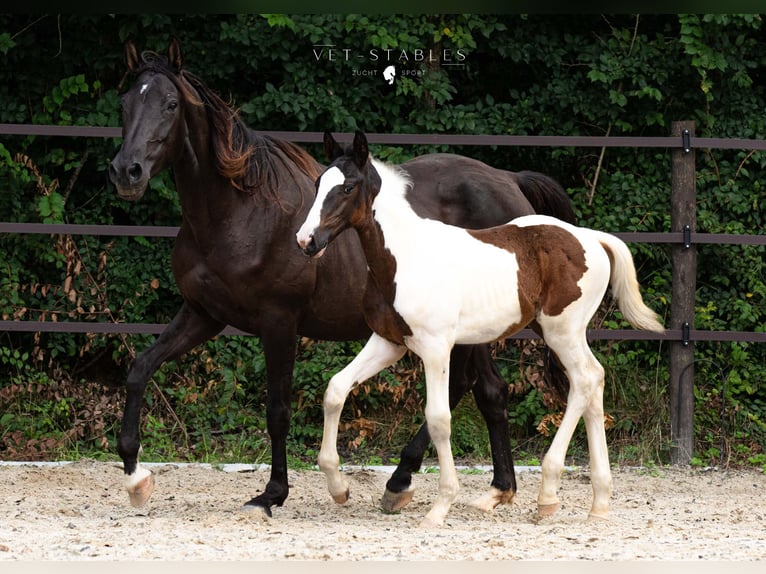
[{"left": 127, "top": 163, "right": 143, "bottom": 184}]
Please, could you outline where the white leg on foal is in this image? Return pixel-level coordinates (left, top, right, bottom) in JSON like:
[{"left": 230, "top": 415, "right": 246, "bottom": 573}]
[
  {"left": 537, "top": 334, "right": 612, "bottom": 520},
  {"left": 582, "top": 364, "right": 612, "bottom": 520},
  {"left": 537, "top": 392, "right": 586, "bottom": 517},
  {"left": 318, "top": 333, "right": 406, "bottom": 504},
  {"left": 417, "top": 349, "right": 460, "bottom": 528}
]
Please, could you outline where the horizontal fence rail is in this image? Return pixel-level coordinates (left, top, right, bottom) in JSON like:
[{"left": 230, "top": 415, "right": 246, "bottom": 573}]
[
  {"left": 6, "top": 123, "right": 766, "bottom": 151},
  {"left": 1, "top": 124, "right": 764, "bottom": 346}
]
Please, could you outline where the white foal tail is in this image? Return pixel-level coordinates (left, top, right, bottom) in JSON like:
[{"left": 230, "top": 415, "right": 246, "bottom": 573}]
[{"left": 597, "top": 232, "right": 665, "bottom": 333}]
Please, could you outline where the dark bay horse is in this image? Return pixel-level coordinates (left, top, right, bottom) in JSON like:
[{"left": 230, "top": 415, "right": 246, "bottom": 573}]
[
  {"left": 107, "top": 39, "right": 576, "bottom": 516},
  {"left": 296, "top": 132, "right": 665, "bottom": 526}
]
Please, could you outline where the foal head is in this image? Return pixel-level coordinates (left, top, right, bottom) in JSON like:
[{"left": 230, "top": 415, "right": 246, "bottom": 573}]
[{"left": 297, "top": 131, "right": 381, "bottom": 257}]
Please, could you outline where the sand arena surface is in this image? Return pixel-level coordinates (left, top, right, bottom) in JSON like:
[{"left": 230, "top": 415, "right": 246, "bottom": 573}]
[{"left": 0, "top": 459, "right": 764, "bottom": 561}]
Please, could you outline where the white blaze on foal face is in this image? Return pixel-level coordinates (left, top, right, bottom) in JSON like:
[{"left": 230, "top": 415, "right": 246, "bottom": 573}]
[{"left": 296, "top": 165, "right": 346, "bottom": 253}]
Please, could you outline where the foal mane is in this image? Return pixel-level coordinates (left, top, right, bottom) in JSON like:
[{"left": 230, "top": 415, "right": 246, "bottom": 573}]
[
  {"left": 137, "top": 53, "right": 321, "bottom": 203},
  {"left": 370, "top": 158, "right": 413, "bottom": 199}
]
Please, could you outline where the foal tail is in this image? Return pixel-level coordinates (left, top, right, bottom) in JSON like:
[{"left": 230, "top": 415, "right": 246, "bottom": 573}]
[{"left": 597, "top": 233, "right": 665, "bottom": 333}]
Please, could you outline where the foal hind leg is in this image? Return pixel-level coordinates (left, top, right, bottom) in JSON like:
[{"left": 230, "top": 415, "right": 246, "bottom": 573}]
[
  {"left": 466, "top": 344, "right": 517, "bottom": 513},
  {"left": 319, "top": 334, "right": 406, "bottom": 505},
  {"left": 118, "top": 301, "right": 223, "bottom": 507},
  {"left": 536, "top": 332, "right": 611, "bottom": 519},
  {"left": 382, "top": 344, "right": 475, "bottom": 513}
]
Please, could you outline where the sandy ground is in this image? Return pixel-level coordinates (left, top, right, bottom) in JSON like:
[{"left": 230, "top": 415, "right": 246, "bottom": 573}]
[{"left": 0, "top": 459, "right": 765, "bottom": 561}]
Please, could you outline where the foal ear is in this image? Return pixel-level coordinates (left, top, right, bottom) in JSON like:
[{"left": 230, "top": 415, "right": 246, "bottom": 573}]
[
  {"left": 323, "top": 131, "right": 344, "bottom": 161},
  {"left": 352, "top": 131, "right": 369, "bottom": 168},
  {"left": 168, "top": 36, "right": 183, "bottom": 71},
  {"left": 125, "top": 39, "right": 140, "bottom": 73}
]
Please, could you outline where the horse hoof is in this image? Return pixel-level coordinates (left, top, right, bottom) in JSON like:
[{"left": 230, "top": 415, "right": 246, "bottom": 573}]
[
  {"left": 537, "top": 502, "right": 559, "bottom": 518},
  {"left": 127, "top": 472, "right": 155, "bottom": 508},
  {"left": 381, "top": 487, "right": 415, "bottom": 513},
  {"left": 587, "top": 511, "right": 609, "bottom": 522},
  {"left": 241, "top": 503, "right": 272, "bottom": 521},
  {"left": 331, "top": 488, "right": 350, "bottom": 505},
  {"left": 468, "top": 487, "right": 515, "bottom": 514},
  {"left": 417, "top": 516, "right": 442, "bottom": 529}
]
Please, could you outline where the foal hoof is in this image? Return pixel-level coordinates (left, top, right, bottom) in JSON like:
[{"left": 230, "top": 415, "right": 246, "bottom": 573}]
[
  {"left": 381, "top": 487, "right": 415, "bottom": 513},
  {"left": 417, "top": 516, "right": 442, "bottom": 529},
  {"left": 127, "top": 472, "right": 155, "bottom": 508},
  {"left": 331, "top": 488, "right": 350, "bottom": 505},
  {"left": 536, "top": 502, "right": 559, "bottom": 518}
]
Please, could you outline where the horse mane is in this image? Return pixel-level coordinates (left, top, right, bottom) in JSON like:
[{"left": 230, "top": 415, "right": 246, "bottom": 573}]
[{"left": 136, "top": 53, "right": 321, "bottom": 203}]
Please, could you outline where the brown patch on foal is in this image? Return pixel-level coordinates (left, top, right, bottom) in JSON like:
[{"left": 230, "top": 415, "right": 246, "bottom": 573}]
[
  {"left": 359, "top": 219, "right": 413, "bottom": 346},
  {"left": 468, "top": 223, "right": 588, "bottom": 327}
]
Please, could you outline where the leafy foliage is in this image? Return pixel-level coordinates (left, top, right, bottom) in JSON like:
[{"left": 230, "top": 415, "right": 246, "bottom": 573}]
[{"left": 0, "top": 14, "right": 763, "bottom": 467}]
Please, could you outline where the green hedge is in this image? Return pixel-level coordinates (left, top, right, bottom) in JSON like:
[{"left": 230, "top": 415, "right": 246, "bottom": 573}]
[{"left": 0, "top": 14, "right": 763, "bottom": 469}]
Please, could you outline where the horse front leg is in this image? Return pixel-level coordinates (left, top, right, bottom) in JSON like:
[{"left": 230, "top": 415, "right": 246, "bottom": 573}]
[
  {"left": 242, "top": 320, "right": 299, "bottom": 516},
  {"left": 118, "top": 302, "right": 223, "bottom": 507},
  {"left": 319, "top": 334, "right": 406, "bottom": 504},
  {"left": 382, "top": 344, "right": 475, "bottom": 512}
]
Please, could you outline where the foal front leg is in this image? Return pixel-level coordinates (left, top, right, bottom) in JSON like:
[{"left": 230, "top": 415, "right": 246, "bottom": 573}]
[
  {"left": 417, "top": 346, "right": 460, "bottom": 528},
  {"left": 318, "top": 333, "right": 406, "bottom": 504}
]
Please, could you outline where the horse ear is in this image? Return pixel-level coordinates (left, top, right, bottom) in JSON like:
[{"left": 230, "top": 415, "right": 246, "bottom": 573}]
[
  {"left": 125, "top": 39, "right": 140, "bottom": 73},
  {"left": 168, "top": 37, "right": 183, "bottom": 71},
  {"left": 352, "top": 131, "right": 369, "bottom": 168},
  {"left": 323, "top": 131, "right": 344, "bottom": 161}
]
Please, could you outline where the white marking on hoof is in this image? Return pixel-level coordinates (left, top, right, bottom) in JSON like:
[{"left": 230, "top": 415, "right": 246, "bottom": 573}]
[
  {"left": 468, "top": 486, "right": 515, "bottom": 513},
  {"left": 380, "top": 487, "right": 415, "bottom": 513},
  {"left": 125, "top": 465, "right": 154, "bottom": 508},
  {"left": 240, "top": 505, "right": 271, "bottom": 522}
]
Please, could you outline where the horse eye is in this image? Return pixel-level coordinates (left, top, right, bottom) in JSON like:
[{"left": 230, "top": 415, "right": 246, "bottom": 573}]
[
  {"left": 167, "top": 100, "right": 178, "bottom": 111},
  {"left": 343, "top": 185, "right": 354, "bottom": 195}
]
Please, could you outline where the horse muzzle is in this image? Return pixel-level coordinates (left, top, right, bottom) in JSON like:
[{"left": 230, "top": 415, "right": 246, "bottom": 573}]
[
  {"left": 109, "top": 158, "right": 149, "bottom": 201},
  {"left": 296, "top": 232, "right": 327, "bottom": 259}
]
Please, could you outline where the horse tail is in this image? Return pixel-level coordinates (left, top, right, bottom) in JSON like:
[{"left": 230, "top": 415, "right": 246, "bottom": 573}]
[
  {"left": 516, "top": 171, "right": 576, "bottom": 224},
  {"left": 597, "top": 233, "right": 665, "bottom": 333}
]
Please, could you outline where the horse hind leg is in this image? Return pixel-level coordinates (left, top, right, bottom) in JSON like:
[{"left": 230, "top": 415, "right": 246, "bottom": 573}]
[
  {"left": 465, "top": 344, "right": 517, "bottom": 513},
  {"left": 319, "top": 334, "right": 407, "bottom": 505},
  {"left": 381, "top": 344, "right": 475, "bottom": 513},
  {"left": 536, "top": 329, "right": 611, "bottom": 520}
]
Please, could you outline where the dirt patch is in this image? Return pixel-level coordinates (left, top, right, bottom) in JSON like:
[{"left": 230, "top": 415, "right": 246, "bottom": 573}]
[{"left": 1, "top": 460, "right": 764, "bottom": 560}]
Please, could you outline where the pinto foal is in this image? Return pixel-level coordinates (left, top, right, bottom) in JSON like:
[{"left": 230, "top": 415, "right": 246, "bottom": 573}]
[{"left": 297, "top": 131, "right": 664, "bottom": 527}]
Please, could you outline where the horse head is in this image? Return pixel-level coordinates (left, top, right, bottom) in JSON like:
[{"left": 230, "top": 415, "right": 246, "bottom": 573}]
[
  {"left": 109, "top": 38, "right": 192, "bottom": 201},
  {"left": 296, "top": 131, "right": 380, "bottom": 257}
]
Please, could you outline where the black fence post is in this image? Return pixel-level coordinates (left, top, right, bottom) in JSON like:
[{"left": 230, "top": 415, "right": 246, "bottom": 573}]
[{"left": 669, "top": 121, "right": 697, "bottom": 465}]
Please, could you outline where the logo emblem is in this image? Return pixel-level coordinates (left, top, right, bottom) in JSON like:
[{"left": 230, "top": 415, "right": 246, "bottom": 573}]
[{"left": 383, "top": 65, "right": 396, "bottom": 85}]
